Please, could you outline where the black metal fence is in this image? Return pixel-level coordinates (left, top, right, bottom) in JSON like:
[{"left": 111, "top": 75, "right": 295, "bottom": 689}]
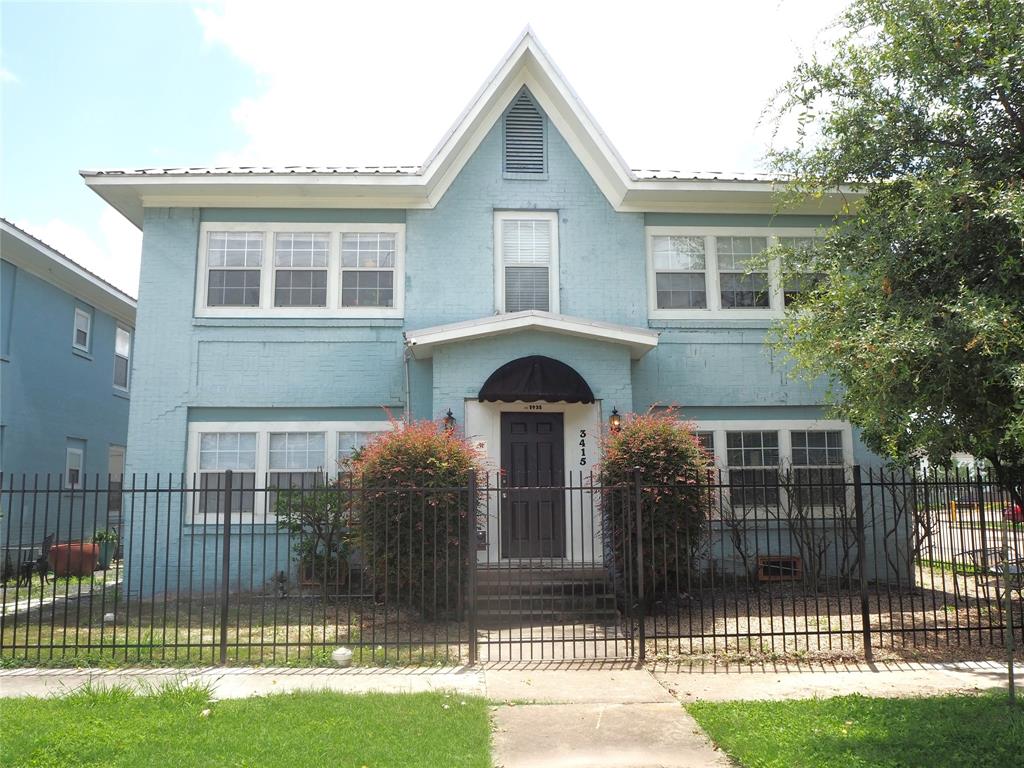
[{"left": 1, "top": 468, "right": 1021, "bottom": 666}]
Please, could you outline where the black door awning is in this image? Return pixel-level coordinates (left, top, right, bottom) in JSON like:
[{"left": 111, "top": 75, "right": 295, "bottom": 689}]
[{"left": 478, "top": 355, "right": 595, "bottom": 404}]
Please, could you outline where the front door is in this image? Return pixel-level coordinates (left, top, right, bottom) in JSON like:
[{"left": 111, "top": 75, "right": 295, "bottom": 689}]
[{"left": 500, "top": 412, "right": 565, "bottom": 558}]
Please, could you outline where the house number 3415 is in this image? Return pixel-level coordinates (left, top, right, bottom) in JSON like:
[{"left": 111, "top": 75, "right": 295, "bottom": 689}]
[{"left": 579, "top": 429, "right": 587, "bottom": 466}]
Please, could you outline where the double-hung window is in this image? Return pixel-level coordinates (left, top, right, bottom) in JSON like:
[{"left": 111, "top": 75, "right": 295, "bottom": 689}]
[
  {"left": 341, "top": 233, "right": 396, "bottom": 308},
  {"left": 113, "top": 327, "right": 131, "bottom": 390},
  {"left": 726, "top": 430, "right": 780, "bottom": 506},
  {"left": 197, "top": 432, "right": 257, "bottom": 519},
  {"left": 718, "top": 236, "right": 769, "bottom": 309},
  {"left": 65, "top": 446, "right": 84, "bottom": 489},
  {"left": 274, "top": 233, "right": 328, "bottom": 307},
  {"left": 73, "top": 308, "right": 91, "bottom": 351},
  {"left": 652, "top": 236, "right": 707, "bottom": 309},
  {"left": 197, "top": 224, "right": 404, "bottom": 317},
  {"left": 206, "top": 232, "right": 263, "bottom": 307},
  {"left": 495, "top": 211, "right": 558, "bottom": 313},
  {"left": 778, "top": 236, "right": 824, "bottom": 307},
  {"left": 791, "top": 430, "right": 846, "bottom": 508}
]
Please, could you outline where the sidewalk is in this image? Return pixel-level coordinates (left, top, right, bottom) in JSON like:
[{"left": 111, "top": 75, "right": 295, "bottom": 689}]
[{"left": 0, "top": 661, "right": 1013, "bottom": 768}]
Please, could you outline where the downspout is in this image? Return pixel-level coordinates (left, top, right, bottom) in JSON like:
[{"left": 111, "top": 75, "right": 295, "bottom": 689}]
[{"left": 402, "top": 335, "right": 412, "bottom": 425}]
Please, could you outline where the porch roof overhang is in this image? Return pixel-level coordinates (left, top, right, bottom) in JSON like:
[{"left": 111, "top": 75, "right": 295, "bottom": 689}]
[{"left": 403, "top": 310, "right": 659, "bottom": 360}]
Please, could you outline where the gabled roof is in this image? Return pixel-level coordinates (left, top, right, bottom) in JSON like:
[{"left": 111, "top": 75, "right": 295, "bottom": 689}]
[
  {"left": 404, "top": 310, "right": 659, "bottom": 360},
  {"left": 82, "top": 29, "right": 856, "bottom": 227},
  {"left": 0, "top": 218, "right": 137, "bottom": 325}
]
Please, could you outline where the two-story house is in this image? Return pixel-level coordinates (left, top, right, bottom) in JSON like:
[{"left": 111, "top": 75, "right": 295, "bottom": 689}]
[
  {"left": 1, "top": 218, "right": 136, "bottom": 552},
  {"left": 82, "top": 33, "right": 873, "bottom": 593}
]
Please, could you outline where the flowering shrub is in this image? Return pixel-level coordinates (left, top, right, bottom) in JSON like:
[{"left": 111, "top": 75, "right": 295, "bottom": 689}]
[
  {"left": 598, "top": 409, "right": 711, "bottom": 599},
  {"left": 350, "top": 420, "right": 483, "bottom": 617}
]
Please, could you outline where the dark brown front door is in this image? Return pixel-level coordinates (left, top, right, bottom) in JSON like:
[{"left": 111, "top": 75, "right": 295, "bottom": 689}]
[{"left": 500, "top": 412, "right": 565, "bottom": 558}]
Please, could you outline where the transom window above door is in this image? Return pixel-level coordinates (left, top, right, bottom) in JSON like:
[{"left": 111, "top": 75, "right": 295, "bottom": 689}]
[
  {"left": 646, "top": 227, "right": 824, "bottom": 319},
  {"left": 494, "top": 211, "right": 559, "bottom": 313},
  {"left": 195, "top": 223, "right": 405, "bottom": 318}
]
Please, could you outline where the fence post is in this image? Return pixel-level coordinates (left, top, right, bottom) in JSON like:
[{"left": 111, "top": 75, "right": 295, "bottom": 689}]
[
  {"left": 219, "top": 469, "right": 233, "bottom": 666},
  {"left": 976, "top": 472, "right": 989, "bottom": 571},
  {"left": 852, "top": 465, "right": 873, "bottom": 662},
  {"left": 466, "top": 470, "right": 478, "bottom": 666},
  {"left": 632, "top": 467, "right": 646, "bottom": 664}
]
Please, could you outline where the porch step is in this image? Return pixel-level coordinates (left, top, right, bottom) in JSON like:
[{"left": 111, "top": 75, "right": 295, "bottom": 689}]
[{"left": 473, "top": 567, "right": 620, "bottom": 628}]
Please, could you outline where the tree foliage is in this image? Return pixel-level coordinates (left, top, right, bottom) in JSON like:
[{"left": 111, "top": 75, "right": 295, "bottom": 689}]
[{"left": 767, "top": 0, "right": 1024, "bottom": 505}]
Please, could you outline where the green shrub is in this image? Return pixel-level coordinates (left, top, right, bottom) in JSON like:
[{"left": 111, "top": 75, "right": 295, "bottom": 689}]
[
  {"left": 274, "top": 484, "right": 352, "bottom": 594},
  {"left": 598, "top": 409, "right": 711, "bottom": 600},
  {"left": 350, "top": 420, "right": 483, "bottom": 617}
]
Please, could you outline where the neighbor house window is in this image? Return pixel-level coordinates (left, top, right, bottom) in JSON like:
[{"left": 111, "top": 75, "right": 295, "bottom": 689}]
[
  {"left": 206, "top": 231, "right": 263, "bottom": 307},
  {"left": 791, "top": 430, "right": 846, "bottom": 507},
  {"left": 496, "top": 211, "right": 558, "bottom": 313},
  {"left": 341, "top": 233, "right": 396, "bottom": 308},
  {"left": 718, "top": 236, "right": 769, "bottom": 308},
  {"left": 113, "top": 327, "right": 131, "bottom": 390},
  {"left": 726, "top": 430, "right": 779, "bottom": 506},
  {"left": 73, "top": 308, "right": 91, "bottom": 351},
  {"left": 197, "top": 432, "right": 257, "bottom": 518},
  {"left": 778, "top": 236, "right": 824, "bottom": 307},
  {"left": 65, "top": 445, "right": 84, "bottom": 489},
  {"left": 274, "top": 233, "right": 328, "bottom": 307},
  {"left": 652, "top": 236, "right": 707, "bottom": 309}
]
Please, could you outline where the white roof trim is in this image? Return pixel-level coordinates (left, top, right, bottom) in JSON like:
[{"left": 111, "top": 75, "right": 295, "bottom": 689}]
[
  {"left": 0, "top": 219, "right": 137, "bottom": 325},
  {"left": 404, "top": 310, "right": 659, "bottom": 360}
]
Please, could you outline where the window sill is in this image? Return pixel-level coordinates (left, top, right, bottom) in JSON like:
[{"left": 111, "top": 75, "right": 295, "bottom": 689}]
[
  {"left": 192, "top": 317, "right": 405, "bottom": 328},
  {"left": 113, "top": 389, "right": 130, "bottom": 400},
  {"left": 649, "top": 318, "right": 775, "bottom": 330},
  {"left": 71, "top": 348, "right": 93, "bottom": 361}
]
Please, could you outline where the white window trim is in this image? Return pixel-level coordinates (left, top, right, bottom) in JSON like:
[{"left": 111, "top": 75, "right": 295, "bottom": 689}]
[
  {"left": 646, "top": 226, "right": 824, "bottom": 320},
  {"left": 195, "top": 222, "right": 406, "bottom": 319},
  {"left": 493, "top": 210, "right": 560, "bottom": 314},
  {"left": 113, "top": 326, "right": 131, "bottom": 392},
  {"left": 65, "top": 446, "right": 84, "bottom": 489},
  {"left": 184, "top": 420, "right": 396, "bottom": 523},
  {"left": 73, "top": 308, "right": 91, "bottom": 351}
]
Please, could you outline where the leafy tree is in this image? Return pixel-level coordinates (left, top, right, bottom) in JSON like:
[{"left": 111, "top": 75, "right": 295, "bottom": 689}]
[{"left": 767, "top": 0, "right": 1024, "bottom": 507}]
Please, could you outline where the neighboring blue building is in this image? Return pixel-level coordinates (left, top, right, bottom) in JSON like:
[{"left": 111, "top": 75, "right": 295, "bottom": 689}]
[
  {"left": 83, "top": 33, "right": 877, "bottom": 593},
  {"left": 1, "top": 218, "right": 136, "bottom": 546}
]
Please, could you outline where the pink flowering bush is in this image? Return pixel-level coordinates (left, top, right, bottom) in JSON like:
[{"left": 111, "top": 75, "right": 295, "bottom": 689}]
[
  {"left": 598, "top": 409, "right": 712, "bottom": 599},
  {"left": 350, "top": 420, "right": 483, "bottom": 617}
]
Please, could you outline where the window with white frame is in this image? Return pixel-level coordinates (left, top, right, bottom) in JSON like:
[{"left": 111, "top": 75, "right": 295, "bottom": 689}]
[
  {"left": 274, "top": 233, "right": 328, "bottom": 307},
  {"left": 694, "top": 430, "right": 715, "bottom": 459},
  {"left": 341, "top": 233, "right": 396, "bottom": 308},
  {"left": 113, "top": 327, "right": 131, "bottom": 390},
  {"left": 196, "top": 224, "right": 405, "bottom": 317},
  {"left": 197, "top": 432, "right": 257, "bottom": 519},
  {"left": 726, "top": 430, "right": 780, "bottom": 506},
  {"left": 791, "top": 430, "right": 846, "bottom": 507},
  {"left": 337, "top": 431, "right": 374, "bottom": 468},
  {"left": 778, "top": 236, "right": 824, "bottom": 307},
  {"left": 718, "top": 236, "right": 770, "bottom": 309},
  {"left": 495, "top": 211, "right": 558, "bottom": 313},
  {"left": 206, "top": 231, "right": 264, "bottom": 307},
  {"left": 73, "top": 308, "right": 91, "bottom": 351},
  {"left": 65, "top": 445, "right": 84, "bottom": 489},
  {"left": 652, "top": 236, "right": 707, "bottom": 309}
]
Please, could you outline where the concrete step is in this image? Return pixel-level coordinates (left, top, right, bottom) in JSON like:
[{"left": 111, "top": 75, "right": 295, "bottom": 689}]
[{"left": 476, "top": 593, "right": 617, "bottom": 613}]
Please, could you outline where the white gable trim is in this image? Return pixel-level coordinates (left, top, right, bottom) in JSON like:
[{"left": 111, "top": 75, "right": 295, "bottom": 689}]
[{"left": 404, "top": 310, "right": 659, "bottom": 360}]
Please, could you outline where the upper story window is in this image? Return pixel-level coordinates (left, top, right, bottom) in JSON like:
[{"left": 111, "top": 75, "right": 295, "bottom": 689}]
[
  {"left": 196, "top": 223, "right": 405, "bottom": 318},
  {"left": 646, "top": 227, "right": 823, "bottom": 320},
  {"left": 73, "top": 308, "right": 91, "bottom": 351},
  {"left": 503, "top": 88, "right": 546, "bottom": 177},
  {"left": 778, "top": 236, "right": 824, "bottom": 307},
  {"left": 113, "top": 327, "right": 131, "bottom": 391},
  {"left": 65, "top": 444, "right": 84, "bottom": 489},
  {"left": 495, "top": 211, "right": 559, "bottom": 313}
]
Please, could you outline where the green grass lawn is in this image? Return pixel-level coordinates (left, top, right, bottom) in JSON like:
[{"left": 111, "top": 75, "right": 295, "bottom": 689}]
[
  {"left": 0, "top": 685, "right": 491, "bottom": 768},
  {"left": 688, "top": 691, "right": 1024, "bottom": 768}
]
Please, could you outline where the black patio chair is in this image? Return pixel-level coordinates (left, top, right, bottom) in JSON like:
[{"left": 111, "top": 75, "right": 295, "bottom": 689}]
[{"left": 16, "top": 534, "right": 54, "bottom": 587}]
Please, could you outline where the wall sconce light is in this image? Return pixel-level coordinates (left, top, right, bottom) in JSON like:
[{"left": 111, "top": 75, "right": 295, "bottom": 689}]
[
  {"left": 609, "top": 407, "right": 622, "bottom": 433},
  {"left": 442, "top": 408, "right": 456, "bottom": 432}
]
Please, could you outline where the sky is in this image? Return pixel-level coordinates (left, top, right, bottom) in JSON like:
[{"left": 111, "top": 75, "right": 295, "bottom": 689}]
[{"left": 0, "top": 0, "right": 848, "bottom": 297}]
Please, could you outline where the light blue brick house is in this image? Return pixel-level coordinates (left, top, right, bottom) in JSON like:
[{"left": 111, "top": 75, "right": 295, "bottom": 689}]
[
  {"left": 83, "top": 33, "right": 877, "bottom": 594},
  {"left": 1, "top": 218, "right": 136, "bottom": 549}
]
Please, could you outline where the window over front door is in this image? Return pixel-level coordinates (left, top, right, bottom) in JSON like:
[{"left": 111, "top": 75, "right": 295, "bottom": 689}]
[{"left": 495, "top": 211, "right": 558, "bottom": 313}]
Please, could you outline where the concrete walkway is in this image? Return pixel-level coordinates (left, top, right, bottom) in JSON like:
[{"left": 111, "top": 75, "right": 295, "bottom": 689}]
[{"left": 0, "top": 661, "right": 1014, "bottom": 768}]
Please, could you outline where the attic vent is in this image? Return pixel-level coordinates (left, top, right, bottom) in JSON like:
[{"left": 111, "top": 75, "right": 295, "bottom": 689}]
[{"left": 503, "top": 90, "right": 546, "bottom": 176}]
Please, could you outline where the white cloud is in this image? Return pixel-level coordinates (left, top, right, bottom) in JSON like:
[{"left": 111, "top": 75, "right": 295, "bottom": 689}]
[
  {"left": 16, "top": 209, "right": 142, "bottom": 297},
  {"left": 195, "top": 0, "right": 844, "bottom": 172}
]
